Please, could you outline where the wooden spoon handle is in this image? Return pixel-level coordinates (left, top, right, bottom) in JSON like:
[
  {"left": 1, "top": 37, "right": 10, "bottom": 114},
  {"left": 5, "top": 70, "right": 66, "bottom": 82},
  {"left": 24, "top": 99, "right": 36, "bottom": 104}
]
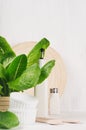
[
  {"left": 36, "top": 117, "right": 80, "bottom": 125},
  {"left": 36, "top": 117, "right": 63, "bottom": 125}
]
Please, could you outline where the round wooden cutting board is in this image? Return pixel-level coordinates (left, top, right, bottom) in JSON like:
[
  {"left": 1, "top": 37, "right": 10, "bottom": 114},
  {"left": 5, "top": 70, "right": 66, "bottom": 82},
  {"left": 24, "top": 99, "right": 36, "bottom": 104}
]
[{"left": 13, "top": 42, "right": 67, "bottom": 96}]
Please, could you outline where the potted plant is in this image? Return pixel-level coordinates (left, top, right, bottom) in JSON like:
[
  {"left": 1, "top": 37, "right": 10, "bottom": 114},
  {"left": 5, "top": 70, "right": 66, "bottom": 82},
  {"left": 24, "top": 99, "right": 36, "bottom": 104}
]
[
  {"left": 0, "top": 36, "right": 55, "bottom": 96},
  {"left": 0, "top": 36, "right": 55, "bottom": 128}
]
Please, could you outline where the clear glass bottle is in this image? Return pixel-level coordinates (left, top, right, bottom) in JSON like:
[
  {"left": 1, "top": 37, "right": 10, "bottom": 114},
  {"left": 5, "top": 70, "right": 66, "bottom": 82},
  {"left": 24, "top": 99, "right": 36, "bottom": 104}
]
[
  {"left": 49, "top": 88, "right": 60, "bottom": 115},
  {"left": 34, "top": 48, "right": 48, "bottom": 117}
]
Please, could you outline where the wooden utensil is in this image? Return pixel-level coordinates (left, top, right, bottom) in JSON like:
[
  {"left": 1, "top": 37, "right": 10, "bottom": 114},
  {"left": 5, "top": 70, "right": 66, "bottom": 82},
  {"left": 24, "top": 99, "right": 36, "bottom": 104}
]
[
  {"left": 36, "top": 117, "right": 63, "bottom": 125},
  {"left": 36, "top": 117, "right": 80, "bottom": 125}
]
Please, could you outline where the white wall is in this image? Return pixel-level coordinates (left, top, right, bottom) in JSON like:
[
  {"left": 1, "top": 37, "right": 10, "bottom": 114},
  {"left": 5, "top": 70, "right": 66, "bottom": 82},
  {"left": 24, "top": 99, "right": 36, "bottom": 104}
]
[{"left": 0, "top": 0, "right": 86, "bottom": 112}]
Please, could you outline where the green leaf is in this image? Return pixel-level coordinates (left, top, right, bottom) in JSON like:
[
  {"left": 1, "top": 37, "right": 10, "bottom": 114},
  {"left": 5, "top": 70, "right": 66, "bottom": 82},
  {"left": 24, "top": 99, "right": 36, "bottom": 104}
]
[
  {"left": 0, "top": 36, "right": 16, "bottom": 67},
  {"left": 6, "top": 54, "right": 27, "bottom": 81},
  {"left": 0, "top": 64, "right": 6, "bottom": 80},
  {"left": 2, "top": 52, "right": 16, "bottom": 68},
  {"left": 38, "top": 60, "right": 55, "bottom": 84},
  {"left": 0, "top": 64, "right": 8, "bottom": 96},
  {"left": 27, "top": 38, "right": 50, "bottom": 66},
  {"left": 0, "top": 111, "right": 19, "bottom": 129},
  {"left": 0, "top": 52, "right": 3, "bottom": 63},
  {"left": 8, "top": 63, "right": 41, "bottom": 91},
  {"left": 0, "top": 36, "right": 15, "bottom": 53},
  {"left": 0, "top": 85, "right": 3, "bottom": 95},
  {"left": 0, "top": 78, "right": 9, "bottom": 96},
  {"left": 0, "top": 85, "right": 2, "bottom": 91}
]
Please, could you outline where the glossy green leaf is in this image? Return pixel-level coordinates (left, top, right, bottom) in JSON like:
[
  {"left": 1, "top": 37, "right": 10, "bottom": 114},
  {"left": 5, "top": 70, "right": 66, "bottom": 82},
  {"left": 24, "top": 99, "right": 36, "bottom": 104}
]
[
  {"left": 2, "top": 52, "right": 16, "bottom": 68},
  {"left": 0, "top": 85, "right": 3, "bottom": 95},
  {"left": 6, "top": 54, "right": 27, "bottom": 81},
  {"left": 0, "top": 78, "right": 9, "bottom": 96},
  {"left": 0, "top": 52, "right": 3, "bottom": 63},
  {"left": 8, "top": 63, "right": 41, "bottom": 91},
  {"left": 0, "top": 111, "right": 19, "bottom": 129},
  {"left": 0, "top": 64, "right": 7, "bottom": 96},
  {"left": 38, "top": 60, "right": 55, "bottom": 84},
  {"left": 0, "top": 36, "right": 16, "bottom": 67},
  {"left": 0, "top": 85, "right": 2, "bottom": 91},
  {"left": 27, "top": 38, "right": 50, "bottom": 66},
  {"left": 0, "top": 64, "right": 6, "bottom": 80},
  {"left": 0, "top": 36, "right": 15, "bottom": 53}
]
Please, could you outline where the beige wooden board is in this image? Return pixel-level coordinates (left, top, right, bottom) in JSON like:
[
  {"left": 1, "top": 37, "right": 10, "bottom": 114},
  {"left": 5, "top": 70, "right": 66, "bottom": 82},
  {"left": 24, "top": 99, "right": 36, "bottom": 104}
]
[{"left": 13, "top": 42, "right": 67, "bottom": 96}]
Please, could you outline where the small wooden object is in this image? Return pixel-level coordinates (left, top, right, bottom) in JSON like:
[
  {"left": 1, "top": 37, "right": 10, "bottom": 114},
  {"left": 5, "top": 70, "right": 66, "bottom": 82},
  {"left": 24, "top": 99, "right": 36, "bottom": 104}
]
[
  {"left": 36, "top": 117, "right": 63, "bottom": 125},
  {"left": 36, "top": 117, "right": 80, "bottom": 125}
]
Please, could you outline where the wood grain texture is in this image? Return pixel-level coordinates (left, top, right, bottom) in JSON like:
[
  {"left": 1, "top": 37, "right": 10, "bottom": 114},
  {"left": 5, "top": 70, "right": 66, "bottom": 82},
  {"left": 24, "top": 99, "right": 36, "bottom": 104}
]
[
  {"left": 0, "top": 97, "right": 9, "bottom": 111},
  {"left": 12, "top": 42, "right": 67, "bottom": 96}
]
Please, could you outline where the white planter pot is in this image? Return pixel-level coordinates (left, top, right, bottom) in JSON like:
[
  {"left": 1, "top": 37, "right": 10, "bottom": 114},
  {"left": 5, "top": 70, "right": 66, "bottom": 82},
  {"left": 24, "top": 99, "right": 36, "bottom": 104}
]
[{"left": 9, "top": 92, "right": 38, "bottom": 126}]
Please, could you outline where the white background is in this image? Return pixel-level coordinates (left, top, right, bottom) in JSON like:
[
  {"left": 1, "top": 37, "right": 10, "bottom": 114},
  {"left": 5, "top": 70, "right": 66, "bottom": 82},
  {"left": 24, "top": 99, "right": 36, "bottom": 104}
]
[{"left": 0, "top": 0, "right": 86, "bottom": 112}]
